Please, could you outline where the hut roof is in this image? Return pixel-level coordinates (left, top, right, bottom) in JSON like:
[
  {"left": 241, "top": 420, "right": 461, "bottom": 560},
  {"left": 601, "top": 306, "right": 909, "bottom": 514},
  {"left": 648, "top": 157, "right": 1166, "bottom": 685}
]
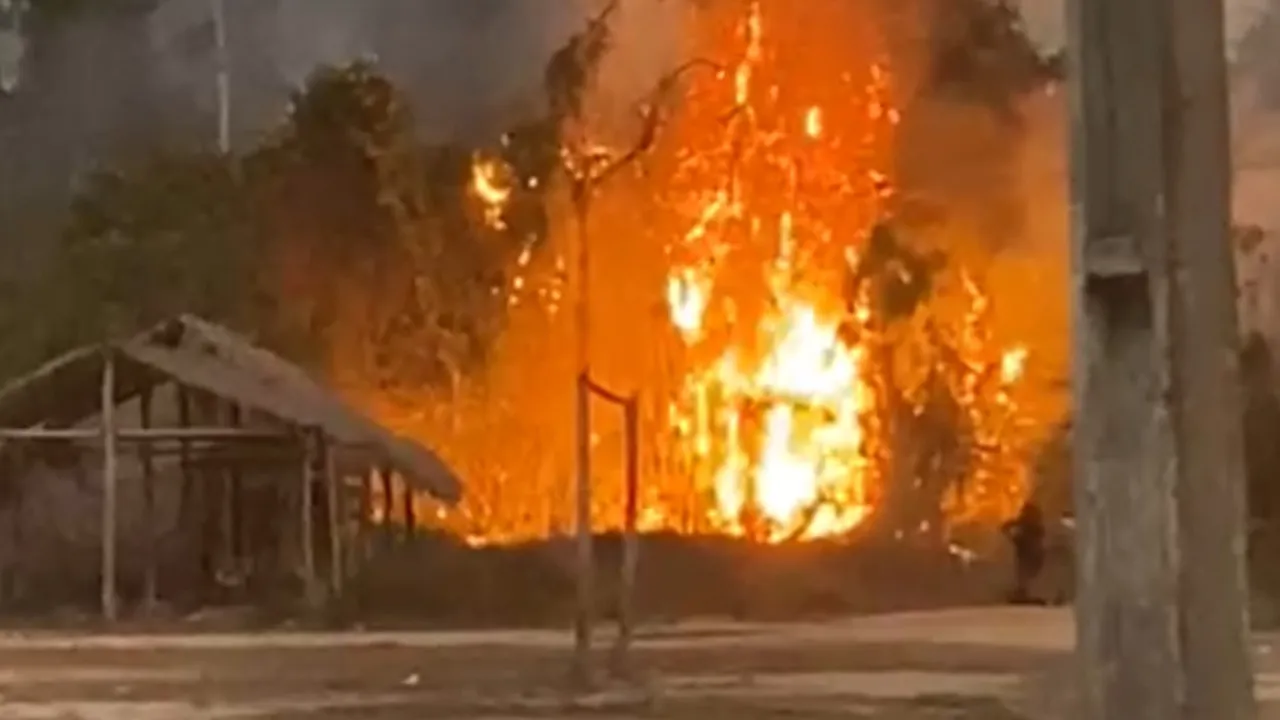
[{"left": 0, "top": 315, "right": 461, "bottom": 503}]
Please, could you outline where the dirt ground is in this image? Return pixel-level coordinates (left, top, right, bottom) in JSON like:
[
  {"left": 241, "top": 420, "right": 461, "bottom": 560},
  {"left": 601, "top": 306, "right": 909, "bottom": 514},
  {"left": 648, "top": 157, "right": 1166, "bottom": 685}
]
[
  {"left": 0, "top": 607, "right": 1061, "bottom": 719},
  {"left": 2, "top": 607, "right": 1279, "bottom": 719}
]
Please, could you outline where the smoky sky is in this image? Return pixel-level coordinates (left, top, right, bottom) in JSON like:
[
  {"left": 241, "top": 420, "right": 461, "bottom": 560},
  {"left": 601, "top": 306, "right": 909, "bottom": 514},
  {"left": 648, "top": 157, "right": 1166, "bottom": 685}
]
[
  {"left": 179, "top": 0, "right": 685, "bottom": 143},
  {"left": 0, "top": 0, "right": 685, "bottom": 270}
]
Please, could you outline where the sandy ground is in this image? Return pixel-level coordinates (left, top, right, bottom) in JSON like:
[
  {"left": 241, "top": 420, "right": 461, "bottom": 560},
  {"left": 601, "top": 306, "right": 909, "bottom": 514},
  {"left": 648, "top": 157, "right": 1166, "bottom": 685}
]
[{"left": 0, "top": 607, "right": 1278, "bottom": 719}]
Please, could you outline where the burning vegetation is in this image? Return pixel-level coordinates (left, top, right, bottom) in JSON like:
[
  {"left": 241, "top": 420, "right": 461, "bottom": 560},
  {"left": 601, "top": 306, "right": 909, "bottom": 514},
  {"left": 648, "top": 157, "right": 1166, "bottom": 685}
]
[
  {"left": 410, "top": 0, "right": 1061, "bottom": 546},
  {"left": 11, "top": 0, "right": 1068, "bottom": 553}
]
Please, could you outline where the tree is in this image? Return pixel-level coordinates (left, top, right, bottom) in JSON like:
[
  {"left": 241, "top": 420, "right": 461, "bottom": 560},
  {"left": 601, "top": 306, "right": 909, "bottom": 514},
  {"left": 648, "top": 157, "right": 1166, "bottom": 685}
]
[
  {"left": 926, "top": 0, "right": 1062, "bottom": 122},
  {"left": 0, "top": 148, "right": 248, "bottom": 378},
  {"left": 246, "top": 60, "right": 515, "bottom": 394}
]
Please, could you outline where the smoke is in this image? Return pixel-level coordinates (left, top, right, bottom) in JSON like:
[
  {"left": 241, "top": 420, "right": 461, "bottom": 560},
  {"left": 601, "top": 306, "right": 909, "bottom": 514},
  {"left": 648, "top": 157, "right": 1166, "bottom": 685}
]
[
  {"left": 260, "top": 0, "right": 687, "bottom": 141},
  {"left": 0, "top": 0, "right": 688, "bottom": 276},
  {"left": 886, "top": 0, "right": 1073, "bottom": 434}
]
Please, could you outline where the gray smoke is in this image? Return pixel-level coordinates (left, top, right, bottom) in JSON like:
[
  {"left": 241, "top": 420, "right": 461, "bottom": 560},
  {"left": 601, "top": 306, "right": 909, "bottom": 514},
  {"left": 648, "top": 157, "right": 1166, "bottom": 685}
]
[{"left": 0, "top": 0, "right": 686, "bottom": 270}]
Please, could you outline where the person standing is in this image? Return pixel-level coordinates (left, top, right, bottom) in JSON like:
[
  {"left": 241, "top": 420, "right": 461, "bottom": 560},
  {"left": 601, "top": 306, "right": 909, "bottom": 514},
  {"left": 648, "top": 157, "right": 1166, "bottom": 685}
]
[{"left": 1002, "top": 499, "right": 1045, "bottom": 604}]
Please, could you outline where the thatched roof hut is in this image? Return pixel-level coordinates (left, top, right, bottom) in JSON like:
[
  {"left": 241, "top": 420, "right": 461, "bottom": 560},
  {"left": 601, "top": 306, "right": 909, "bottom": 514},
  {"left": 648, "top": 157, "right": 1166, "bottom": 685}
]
[
  {"left": 0, "top": 315, "right": 462, "bottom": 620},
  {"left": 0, "top": 315, "right": 459, "bottom": 501}
]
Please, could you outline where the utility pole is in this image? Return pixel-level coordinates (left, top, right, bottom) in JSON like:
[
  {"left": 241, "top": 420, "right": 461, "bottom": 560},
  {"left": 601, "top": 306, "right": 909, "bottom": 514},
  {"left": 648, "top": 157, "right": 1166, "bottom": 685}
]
[
  {"left": 1068, "top": 0, "right": 1254, "bottom": 716},
  {"left": 148, "top": 0, "right": 231, "bottom": 152}
]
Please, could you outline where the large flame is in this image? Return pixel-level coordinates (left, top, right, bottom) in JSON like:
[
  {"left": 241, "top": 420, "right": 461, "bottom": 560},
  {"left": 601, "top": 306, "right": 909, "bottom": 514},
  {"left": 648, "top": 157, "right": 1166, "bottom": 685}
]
[
  {"left": 658, "top": 0, "right": 894, "bottom": 540},
  {"left": 369, "top": 0, "right": 1049, "bottom": 546}
]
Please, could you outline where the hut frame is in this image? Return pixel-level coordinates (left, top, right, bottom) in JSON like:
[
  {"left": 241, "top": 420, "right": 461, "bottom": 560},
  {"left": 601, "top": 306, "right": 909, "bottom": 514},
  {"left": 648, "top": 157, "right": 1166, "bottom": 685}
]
[{"left": 0, "top": 315, "right": 461, "bottom": 621}]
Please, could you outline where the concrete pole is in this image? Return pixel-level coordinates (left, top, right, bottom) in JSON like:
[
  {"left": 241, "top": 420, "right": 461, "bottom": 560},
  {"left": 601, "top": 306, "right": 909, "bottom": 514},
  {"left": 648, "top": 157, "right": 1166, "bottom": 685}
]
[{"left": 1068, "top": 0, "right": 1254, "bottom": 715}]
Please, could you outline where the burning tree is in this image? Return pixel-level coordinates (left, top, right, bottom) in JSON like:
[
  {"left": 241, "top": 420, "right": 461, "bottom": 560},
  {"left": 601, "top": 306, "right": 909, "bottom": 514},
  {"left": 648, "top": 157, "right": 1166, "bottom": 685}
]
[
  {"left": 397, "top": 0, "right": 1063, "bottom": 546},
  {"left": 634, "top": 0, "right": 1038, "bottom": 543}
]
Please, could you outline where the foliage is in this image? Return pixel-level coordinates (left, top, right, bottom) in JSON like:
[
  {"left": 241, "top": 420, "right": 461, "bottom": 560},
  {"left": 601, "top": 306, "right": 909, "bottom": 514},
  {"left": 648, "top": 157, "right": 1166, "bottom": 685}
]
[
  {"left": 848, "top": 222, "right": 944, "bottom": 322},
  {"left": 926, "top": 0, "right": 1061, "bottom": 120},
  {"left": 543, "top": 0, "right": 616, "bottom": 129},
  {"left": 245, "top": 61, "right": 423, "bottom": 362},
  {"left": 0, "top": 150, "right": 249, "bottom": 377},
  {"left": 60, "top": 151, "right": 249, "bottom": 326},
  {"left": 0, "top": 57, "right": 560, "bottom": 392}
]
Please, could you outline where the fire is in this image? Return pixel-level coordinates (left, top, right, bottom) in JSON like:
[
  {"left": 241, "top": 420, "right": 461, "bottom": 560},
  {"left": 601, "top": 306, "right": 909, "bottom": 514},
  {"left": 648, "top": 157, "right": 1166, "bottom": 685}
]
[
  {"left": 659, "top": 0, "right": 894, "bottom": 541},
  {"left": 363, "top": 0, "right": 1051, "bottom": 547},
  {"left": 470, "top": 155, "right": 511, "bottom": 230}
]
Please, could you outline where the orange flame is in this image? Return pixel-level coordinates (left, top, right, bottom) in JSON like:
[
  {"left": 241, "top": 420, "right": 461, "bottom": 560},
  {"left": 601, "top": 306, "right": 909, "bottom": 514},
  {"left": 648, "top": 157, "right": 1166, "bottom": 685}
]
[
  {"left": 470, "top": 155, "right": 511, "bottom": 230},
  {"left": 660, "top": 0, "right": 896, "bottom": 540}
]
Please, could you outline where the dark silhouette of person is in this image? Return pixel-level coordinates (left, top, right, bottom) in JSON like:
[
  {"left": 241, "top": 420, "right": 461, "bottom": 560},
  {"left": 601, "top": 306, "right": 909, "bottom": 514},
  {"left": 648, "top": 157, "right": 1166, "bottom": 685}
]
[{"left": 1002, "top": 500, "right": 1045, "bottom": 604}]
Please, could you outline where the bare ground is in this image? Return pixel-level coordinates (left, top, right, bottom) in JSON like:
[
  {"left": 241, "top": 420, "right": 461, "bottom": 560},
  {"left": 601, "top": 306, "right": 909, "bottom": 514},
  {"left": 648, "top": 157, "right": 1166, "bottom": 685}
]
[
  {"left": 3, "top": 607, "right": 1280, "bottom": 719},
  {"left": 0, "top": 607, "right": 1066, "bottom": 719}
]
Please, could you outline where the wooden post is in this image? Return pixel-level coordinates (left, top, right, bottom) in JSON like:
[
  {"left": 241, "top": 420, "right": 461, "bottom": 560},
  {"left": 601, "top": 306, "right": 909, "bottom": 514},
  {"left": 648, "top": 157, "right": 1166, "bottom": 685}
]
[
  {"left": 300, "top": 429, "right": 318, "bottom": 607},
  {"left": 139, "top": 386, "right": 158, "bottom": 612},
  {"left": 323, "top": 442, "right": 342, "bottom": 597},
  {"left": 99, "top": 348, "right": 118, "bottom": 623},
  {"left": 572, "top": 193, "right": 596, "bottom": 685},
  {"left": 1068, "top": 0, "right": 1253, "bottom": 715},
  {"left": 357, "top": 469, "right": 373, "bottom": 568},
  {"left": 224, "top": 403, "right": 243, "bottom": 574},
  {"left": 401, "top": 473, "right": 416, "bottom": 544},
  {"left": 380, "top": 467, "right": 394, "bottom": 547},
  {"left": 176, "top": 385, "right": 196, "bottom": 581},
  {"left": 612, "top": 395, "right": 640, "bottom": 676}
]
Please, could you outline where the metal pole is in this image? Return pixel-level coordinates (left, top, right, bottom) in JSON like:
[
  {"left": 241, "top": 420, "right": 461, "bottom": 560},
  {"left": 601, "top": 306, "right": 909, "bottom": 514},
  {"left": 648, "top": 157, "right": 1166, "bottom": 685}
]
[
  {"left": 1068, "top": 0, "right": 1254, "bottom": 714},
  {"left": 210, "top": 0, "right": 230, "bottom": 154}
]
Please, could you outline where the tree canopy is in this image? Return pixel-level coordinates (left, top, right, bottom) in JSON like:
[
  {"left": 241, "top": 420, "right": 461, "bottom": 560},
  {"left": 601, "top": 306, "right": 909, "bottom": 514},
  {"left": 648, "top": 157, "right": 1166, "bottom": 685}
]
[{"left": 0, "top": 57, "right": 564, "bottom": 389}]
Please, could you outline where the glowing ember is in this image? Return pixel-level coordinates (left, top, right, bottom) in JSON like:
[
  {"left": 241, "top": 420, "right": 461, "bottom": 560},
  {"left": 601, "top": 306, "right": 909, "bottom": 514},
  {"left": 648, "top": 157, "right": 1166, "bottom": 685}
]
[
  {"left": 1000, "top": 345, "right": 1028, "bottom": 384},
  {"left": 470, "top": 155, "right": 512, "bottom": 230}
]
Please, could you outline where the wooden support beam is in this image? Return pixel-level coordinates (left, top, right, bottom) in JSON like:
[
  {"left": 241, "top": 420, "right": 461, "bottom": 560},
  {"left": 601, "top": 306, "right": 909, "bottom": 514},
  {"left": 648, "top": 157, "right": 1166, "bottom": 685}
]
[
  {"left": 176, "top": 384, "right": 197, "bottom": 598},
  {"left": 0, "top": 427, "right": 293, "bottom": 442},
  {"left": 223, "top": 403, "right": 243, "bottom": 577},
  {"left": 300, "top": 429, "right": 318, "bottom": 609},
  {"left": 324, "top": 441, "right": 343, "bottom": 598},
  {"left": 356, "top": 469, "right": 373, "bottom": 572},
  {"left": 139, "top": 386, "right": 157, "bottom": 612},
  {"left": 401, "top": 472, "right": 416, "bottom": 544},
  {"left": 380, "top": 466, "right": 394, "bottom": 547},
  {"left": 99, "top": 348, "right": 118, "bottom": 623},
  {"left": 573, "top": 371, "right": 595, "bottom": 684}
]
